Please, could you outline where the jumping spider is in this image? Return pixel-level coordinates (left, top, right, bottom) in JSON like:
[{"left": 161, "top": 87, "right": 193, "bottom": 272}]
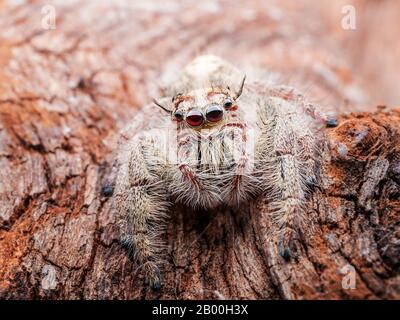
[{"left": 111, "top": 55, "right": 327, "bottom": 289}]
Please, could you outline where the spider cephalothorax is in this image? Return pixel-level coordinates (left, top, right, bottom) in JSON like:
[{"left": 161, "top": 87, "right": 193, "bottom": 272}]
[
  {"left": 154, "top": 77, "right": 245, "bottom": 129},
  {"left": 112, "top": 55, "right": 325, "bottom": 289}
]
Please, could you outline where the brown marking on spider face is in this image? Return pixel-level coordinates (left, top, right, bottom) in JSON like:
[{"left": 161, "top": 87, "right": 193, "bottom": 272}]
[
  {"left": 207, "top": 87, "right": 232, "bottom": 100},
  {"left": 172, "top": 93, "right": 182, "bottom": 102},
  {"left": 220, "top": 123, "right": 246, "bottom": 130},
  {"left": 207, "top": 88, "right": 225, "bottom": 95},
  {"left": 173, "top": 95, "right": 195, "bottom": 109},
  {"left": 229, "top": 105, "right": 238, "bottom": 111}
]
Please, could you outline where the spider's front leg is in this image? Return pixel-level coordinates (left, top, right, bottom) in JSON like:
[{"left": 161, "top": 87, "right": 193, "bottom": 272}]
[
  {"left": 257, "top": 98, "right": 319, "bottom": 260},
  {"left": 221, "top": 124, "right": 260, "bottom": 205},
  {"left": 114, "top": 136, "right": 169, "bottom": 290},
  {"left": 169, "top": 133, "right": 221, "bottom": 209}
]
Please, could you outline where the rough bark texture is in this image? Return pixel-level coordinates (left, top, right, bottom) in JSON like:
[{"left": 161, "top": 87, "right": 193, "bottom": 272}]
[{"left": 0, "top": 0, "right": 399, "bottom": 299}]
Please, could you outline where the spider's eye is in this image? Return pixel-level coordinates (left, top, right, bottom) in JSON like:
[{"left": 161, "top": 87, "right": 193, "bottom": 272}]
[
  {"left": 206, "top": 105, "right": 223, "bottom": 123},
  {"left": 223, "top": 99, "right": 233, "bottom": 109},
  {"left": 186, "top": 109, "right": 204, "bottom": 127},
  {"left": 174, "top": 110, "right": 184, "bottom": 121}
]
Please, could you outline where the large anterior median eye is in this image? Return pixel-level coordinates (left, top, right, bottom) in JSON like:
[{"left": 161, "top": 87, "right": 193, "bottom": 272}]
[
  {"left": 206, "top": 105, "right": 223, "bottom": 123},
  {"left": 186, "top": 109, "right": 204, "bottom": 127}
]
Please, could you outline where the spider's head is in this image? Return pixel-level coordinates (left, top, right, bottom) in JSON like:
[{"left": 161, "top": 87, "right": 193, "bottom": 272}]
[{"left": 154, "top": 76, "right": 245, "bottom": 131}]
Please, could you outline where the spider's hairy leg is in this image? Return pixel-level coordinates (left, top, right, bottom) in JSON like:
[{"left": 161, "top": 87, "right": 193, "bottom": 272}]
[
  {"left": 170, "top": 133, "right": 221, "bottom": 209},
  {"left": 221, "top": 124, "right": 259, "bottom": 205},
  {"left": 257, "top": 98, "right": 317, "bottom": 260},
  {"left": 273, "top": 145, "right": 307, "bottom": 261},
  {"left": 114, "top": 136, "right": 169, "bottom": 290},
  {"left": 267, "top": 84, "right": 338, "bottom": 127}
]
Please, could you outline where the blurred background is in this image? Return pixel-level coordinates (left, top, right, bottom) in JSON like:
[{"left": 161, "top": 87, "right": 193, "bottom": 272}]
[{"left": 0, "top": 0, "right": 399, "bottom": 117}]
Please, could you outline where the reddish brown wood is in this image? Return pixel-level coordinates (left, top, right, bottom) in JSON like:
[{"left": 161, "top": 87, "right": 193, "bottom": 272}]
[{"left": 0, "top": 0, "right": 399, "bottom": 299}]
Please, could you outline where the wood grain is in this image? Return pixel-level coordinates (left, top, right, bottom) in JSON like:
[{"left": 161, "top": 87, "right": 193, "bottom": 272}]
[{"left": 0, "top": 0, "right": 399, "bottom": 299}]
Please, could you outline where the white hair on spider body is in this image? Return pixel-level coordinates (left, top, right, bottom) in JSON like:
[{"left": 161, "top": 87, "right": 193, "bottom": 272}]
[{"left": 112, "top": 54, "right": 326, "bottom": 288}]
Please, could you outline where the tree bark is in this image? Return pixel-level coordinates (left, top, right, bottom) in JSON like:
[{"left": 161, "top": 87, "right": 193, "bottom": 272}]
[{"left": 0, "top": 0, "right": 399, "bottom": 299}]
